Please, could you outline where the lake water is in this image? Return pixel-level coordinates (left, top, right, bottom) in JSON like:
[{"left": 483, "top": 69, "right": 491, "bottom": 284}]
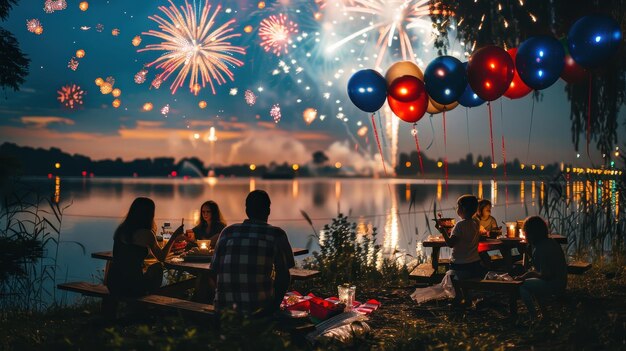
[{"left": 14, "top": 176, "right": 618, "bottom": 296}]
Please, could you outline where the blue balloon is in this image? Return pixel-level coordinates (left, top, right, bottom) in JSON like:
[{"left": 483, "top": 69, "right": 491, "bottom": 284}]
[
  {"left": 424, "top": 56, "right": 466, "bottom": 105},
  {"left": 347, "top": 69, "right": 387, "bottom": 113},
  {"left": 516, "top": 36, "right": 565, "bottom": 90},
  {"left": 568, "top": 15, "right": 622, "bottom": 68},
  {"left": 458, "top": 62, "right": 485, "bottom": 108}
]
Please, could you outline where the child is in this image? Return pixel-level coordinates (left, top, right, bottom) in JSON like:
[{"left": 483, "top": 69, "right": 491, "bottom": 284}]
[
  {"left": 473, "top": 199, "right": 498, "bottom": 236},
  {"left": 514, "top": 216, "right": 567, "bottom": 321},
  {"left": 436, "top": 195, "right": 485, "bottom": 305}
]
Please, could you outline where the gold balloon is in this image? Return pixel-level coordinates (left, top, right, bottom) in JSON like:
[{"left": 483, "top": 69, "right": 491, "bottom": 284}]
[
  {"left": 385, "top": 61, "right": 424, "bottom": 86},
  {"left": 427, "top": 98, "right": 459, "bottom": 114}
]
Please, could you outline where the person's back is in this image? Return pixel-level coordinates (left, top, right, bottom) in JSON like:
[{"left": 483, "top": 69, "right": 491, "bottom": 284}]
[
  {"left": 532, "top": 236, "right": 567, "bottom": 293},
  {"left": 450, "top": 218, "right": 481, "bottom": 264},
  {"left": 108, "top": 231, "right": 150, "bottom": 297},
  {"left": 212, "top": 190, "right": 295, "bottom": 316},
  {"left": 516, "top": 216, "right": 567, "bottom": 320}
]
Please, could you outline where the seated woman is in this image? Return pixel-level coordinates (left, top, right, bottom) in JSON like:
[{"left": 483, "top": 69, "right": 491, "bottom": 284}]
[
  {"left": 106, "top": 197, "right": 185, "bottom": 298},
  {"left": 473, "top": 199, "right": 498, "bottom": 236},
  {"left": 514, "top": 216, "right": 567, "bottom": 321},
  {"left": 187, "top": 200, "right": 226, "bottom": 249}
]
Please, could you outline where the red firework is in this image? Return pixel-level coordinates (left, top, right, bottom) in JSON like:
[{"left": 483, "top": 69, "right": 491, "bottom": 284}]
[
  {"left": 259, "top": 13, "right": 298, "bottom": 56},
  {"left": 57, "top": 84, "right": 85, "bottom": 109}
]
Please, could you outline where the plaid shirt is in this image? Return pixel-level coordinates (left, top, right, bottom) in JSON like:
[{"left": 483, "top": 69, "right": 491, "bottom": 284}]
[{"left": 212, "top": 219, "right": 295, "bottom": 313}]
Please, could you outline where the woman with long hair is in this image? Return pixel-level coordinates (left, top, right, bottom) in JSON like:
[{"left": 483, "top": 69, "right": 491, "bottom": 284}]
[
  {"left": 188, "top": 200, "right": 226, "bottom": 249},
  {"left": 106, "top": 197, "right": 184, "bottom": 297}
]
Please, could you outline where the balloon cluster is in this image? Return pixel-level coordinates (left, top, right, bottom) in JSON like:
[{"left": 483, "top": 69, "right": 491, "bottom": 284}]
[{"left": 347, "top": 14, "right": 622, "bottom": 124}]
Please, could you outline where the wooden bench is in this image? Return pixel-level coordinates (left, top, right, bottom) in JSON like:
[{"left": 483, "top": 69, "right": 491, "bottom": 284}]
[
  {"left": 453, "top": 279, "right": 523, "bottom": 316},
  {"left": 567, "top": 261, "right": 592, "bottom": 275},
  {"left": 409, "top": 263, "right": 437, "bottom": 283},
  {"left": 290, "top": 268, "right": 320, "bottom": 281},
  {"left": 57, "top": 282, "right": 214, "bottom": 316}
]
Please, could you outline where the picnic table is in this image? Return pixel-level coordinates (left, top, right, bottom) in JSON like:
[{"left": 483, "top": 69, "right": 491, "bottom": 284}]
[
  {"left": 92, "top": 247, "right": 315, "bottom": 301},
  {"left": 422, "top": 234, "right": 567, "bottom": 273}
]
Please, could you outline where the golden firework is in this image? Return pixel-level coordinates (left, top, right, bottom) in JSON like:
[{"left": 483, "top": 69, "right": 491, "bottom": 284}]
[
  {"left": 138, "top": 0, "right": 245, "bottom": 94},
  {"left": 112, "top": 99, "right": 121, "bottom": 108},
  {"left": 112, "top": 88, "right": 121, "bottom": 97},
  {"left": 100, "top": 82, "right": 113, "bottom": 94},
  {"left": 79, "top": 1, "right": 88, "bottom": 11},
  {"left": 76, "top": 49, "right": 85, "bottom": 58}
]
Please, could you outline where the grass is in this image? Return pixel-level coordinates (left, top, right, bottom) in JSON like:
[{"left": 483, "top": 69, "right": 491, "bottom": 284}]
[{"left": 1, "top": 265, "right": 624, "bottom": 350}]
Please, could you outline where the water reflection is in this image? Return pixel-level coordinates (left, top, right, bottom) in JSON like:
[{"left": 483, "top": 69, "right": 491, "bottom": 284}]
[{"left": 26, "top": 176, "right": 622, "bottom": 284}]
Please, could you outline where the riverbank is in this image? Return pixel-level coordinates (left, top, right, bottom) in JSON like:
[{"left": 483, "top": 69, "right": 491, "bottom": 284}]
[{"left": 2, "top": 264, "right": 624, "bottom": 350}]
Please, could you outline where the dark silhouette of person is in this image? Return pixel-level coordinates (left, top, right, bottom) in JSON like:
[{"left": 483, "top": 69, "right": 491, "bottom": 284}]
[
  {"left": 212, "top": 190, "right": 295, "bottom": 316},
  {"left": 107, "top": 197, "right": 184, "bottom": 297},
  {"left": 515, "top": 216, "right": 567, "bottom": 321}
]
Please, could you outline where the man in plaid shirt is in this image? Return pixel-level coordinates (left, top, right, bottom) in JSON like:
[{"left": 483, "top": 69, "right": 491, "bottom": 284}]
[{"left": 212, "top": 190, "right": 295, "bottom": 316}]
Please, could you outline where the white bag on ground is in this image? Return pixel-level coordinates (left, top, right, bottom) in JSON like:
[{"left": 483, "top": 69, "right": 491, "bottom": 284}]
[{"left": 410, "top": 270, "right": 456, "bottom": 304}]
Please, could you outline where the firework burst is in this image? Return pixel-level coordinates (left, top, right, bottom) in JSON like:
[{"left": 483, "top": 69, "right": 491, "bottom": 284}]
[
  {"left": 57, "top": 84, "right": 85, "bottom": 109},
  {"left": 259, "top": 13, "right": 298, "bottom": 56},
  {"left": 324, "top": 0, "right": 435, "bottom": 69},
  {"left": 44, "top": 0, "right": 67, "bottom": 13},
  {"left": 138, "top": 0, "right": 246, "bottom": 95},
  {"left": 26, "top": 19, "right": 41, "bottom": 33},
  {"left": 68, "top": 57, "right": 79, "bottom": 71},
  {"left": 270, "top": 103, "right": 281, "bottom": 123},
  {"left": 244, "top": 89, "right": 257, "bottom": 106},
  {"left": 134, "top": 69, "right": 148, "bottom": 84}
]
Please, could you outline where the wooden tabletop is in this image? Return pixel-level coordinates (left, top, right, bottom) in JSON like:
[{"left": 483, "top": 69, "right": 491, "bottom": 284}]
[
  {"left": 422, "top": 234, "right": 567, "bottom": 248},
  {"left": 92, "top": 247, "right": 308, "bottom": 261}
]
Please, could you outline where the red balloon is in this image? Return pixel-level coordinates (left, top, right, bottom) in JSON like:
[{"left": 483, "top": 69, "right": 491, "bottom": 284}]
[
  {"left": 504, "top": 48, "right": 532, "bottom": 99},
  {"left": 561, "top": 54, "right": 588, "bottom": 84},
  {"left": 467, "top": 46, "right": 515, "bottom": 101},
  {"left": 389, "top": 75, "right": 423, "bottom": 102},
  {"left": 387, "top": 78, "right": 428, "bottom": 123}
]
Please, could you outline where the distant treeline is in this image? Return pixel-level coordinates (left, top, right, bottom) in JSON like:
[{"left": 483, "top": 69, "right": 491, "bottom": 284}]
[
  {"left": 0, "top": 142, "right": 559, "bottom": 178},
  {"left": 396, "top": 151, "right": 560, "bottom": 177}
]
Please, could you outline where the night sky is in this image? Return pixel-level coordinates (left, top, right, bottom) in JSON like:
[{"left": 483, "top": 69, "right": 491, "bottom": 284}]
[{"left": 0, "top": 0, "right": 621, "bottom": 171}]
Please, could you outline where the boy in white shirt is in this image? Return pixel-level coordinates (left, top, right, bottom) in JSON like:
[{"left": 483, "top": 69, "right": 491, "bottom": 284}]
[{"left": 436, "top": 194, "right": 485, "bottom": 305}]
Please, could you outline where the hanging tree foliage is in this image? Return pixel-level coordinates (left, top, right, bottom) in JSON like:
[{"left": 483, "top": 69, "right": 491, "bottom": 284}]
[
  {"left": 0, "top": 0, "right": 29, "bottom": 93},
  {"left": 430, "top": 0, "right": 625, "bottom": 158}
]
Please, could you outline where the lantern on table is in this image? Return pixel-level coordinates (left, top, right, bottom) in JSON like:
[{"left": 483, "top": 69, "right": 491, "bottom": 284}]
[{"left": 338, "top": 283, "right": 356, "bottom": 312}]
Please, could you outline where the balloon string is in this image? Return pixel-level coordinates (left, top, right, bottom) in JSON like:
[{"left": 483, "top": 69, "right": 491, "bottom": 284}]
[
  {"left": 443, "top": 110, "right": 448, "bottom": 199},
  {"left": 426, "top": 115, "right": 435, "bottom": 150},
  {"left": 412, "top": 123, "right": 424, "bottom": 176},
  {"left": 526, "top": 97, "right": 535, "bottom": 164},
  {"left": 371, "top": 113, "right": 388, "bottom": 177},
  {"left": 488, "top": 102, "right": 495, "bottom": 180},
  {"left": 465, "top": 107, "right": 471, "bottom": 154},
  {"left": 377, "top": 110, "right": 387, "bottom": 148},
  {"left": 500, "top": 99, "right": 508, "bottom": 207},
  {"left": 586, "top": 73, "right": 592, "bottom": 158}
]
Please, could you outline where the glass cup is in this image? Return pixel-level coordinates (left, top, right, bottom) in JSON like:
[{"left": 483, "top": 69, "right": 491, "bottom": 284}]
[{"left": 338, "top": 284, "right": 356, "bottom": 312}]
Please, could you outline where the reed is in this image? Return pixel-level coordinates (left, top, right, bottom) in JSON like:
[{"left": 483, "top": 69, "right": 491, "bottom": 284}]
[
  {"left": 0, "top": 179, "right": 82, "bottom": 312},
  {"left": 539, "top": 173, "right": 626, "bottom": 262}
]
